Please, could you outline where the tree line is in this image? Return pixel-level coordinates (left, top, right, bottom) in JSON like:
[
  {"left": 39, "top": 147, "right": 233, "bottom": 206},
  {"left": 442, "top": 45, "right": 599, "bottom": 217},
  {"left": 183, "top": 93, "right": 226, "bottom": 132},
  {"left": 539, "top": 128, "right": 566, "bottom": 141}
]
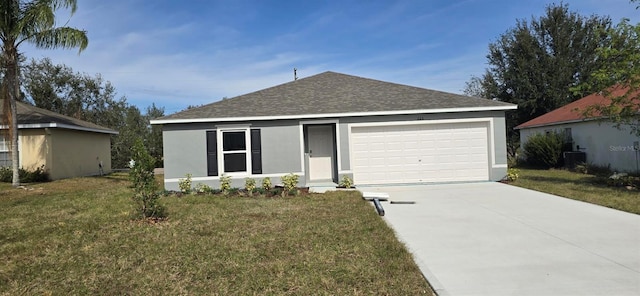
[
  {"left": 20, "top": 57, "right": 164, "bottom": 169},
  {"left": 464, "top": 2, "right": 640, "bottom": 156}
]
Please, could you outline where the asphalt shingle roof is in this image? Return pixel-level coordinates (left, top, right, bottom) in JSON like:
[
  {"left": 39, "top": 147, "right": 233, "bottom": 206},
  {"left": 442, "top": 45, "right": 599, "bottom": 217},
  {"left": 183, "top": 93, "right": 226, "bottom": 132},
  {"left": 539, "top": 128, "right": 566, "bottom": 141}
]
[
  {"left": 157, "top": 71, "right": 515, "bottom": 122},
  {"left": 515, "top": 86, "right": 639, "bottom": 129},
  {"left": 0, "top": 100, "right": 117, "bottom": 134}
]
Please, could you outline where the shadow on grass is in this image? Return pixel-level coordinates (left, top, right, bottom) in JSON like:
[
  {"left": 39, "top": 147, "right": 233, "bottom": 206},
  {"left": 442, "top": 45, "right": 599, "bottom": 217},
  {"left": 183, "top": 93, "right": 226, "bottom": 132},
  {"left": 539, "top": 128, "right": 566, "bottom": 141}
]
[{"left": 99, "top": 174, "right": 129, "bottom": 182}]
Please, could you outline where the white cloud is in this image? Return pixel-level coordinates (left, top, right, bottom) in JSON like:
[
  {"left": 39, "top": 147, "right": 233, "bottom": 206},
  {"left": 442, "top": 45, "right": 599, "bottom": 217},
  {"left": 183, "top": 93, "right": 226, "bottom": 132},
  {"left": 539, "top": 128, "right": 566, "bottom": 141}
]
[{"left": 16, "top": 0, "right": 640, "bottom": 114}]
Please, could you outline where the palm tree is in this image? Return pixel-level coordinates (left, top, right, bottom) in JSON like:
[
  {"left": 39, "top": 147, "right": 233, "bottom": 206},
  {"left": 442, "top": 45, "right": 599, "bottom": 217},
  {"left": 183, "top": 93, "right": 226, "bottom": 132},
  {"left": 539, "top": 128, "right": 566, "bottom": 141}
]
[{"left": 0, "top": 0, "right": 88, "bottom": 186}]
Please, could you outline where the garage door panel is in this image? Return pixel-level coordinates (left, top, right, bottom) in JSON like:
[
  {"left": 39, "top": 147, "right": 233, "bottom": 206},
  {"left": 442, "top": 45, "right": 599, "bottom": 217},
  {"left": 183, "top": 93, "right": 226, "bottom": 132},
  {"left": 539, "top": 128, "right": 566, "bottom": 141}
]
[{"left": 351, "top": 121, "right": 489, "bottom": 184}]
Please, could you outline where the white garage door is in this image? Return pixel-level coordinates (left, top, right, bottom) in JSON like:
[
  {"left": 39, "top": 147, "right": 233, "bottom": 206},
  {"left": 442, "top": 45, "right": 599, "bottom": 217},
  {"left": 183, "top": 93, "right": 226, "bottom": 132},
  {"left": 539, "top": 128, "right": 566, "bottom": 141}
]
[{"left": 351, "top": 122, "right": 490, "bottom": 184}]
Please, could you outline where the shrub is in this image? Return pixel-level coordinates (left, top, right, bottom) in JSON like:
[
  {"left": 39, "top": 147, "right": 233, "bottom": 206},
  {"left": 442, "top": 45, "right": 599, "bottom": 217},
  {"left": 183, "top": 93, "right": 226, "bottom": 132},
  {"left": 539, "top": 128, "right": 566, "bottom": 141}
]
[
  {"left": 339, "top": 175, "right": 354, "bottom": 188},
  {"left": 522, "top": 132, "right": 563, "bottom": 168},
  {"left": 504, "top": 168, "right": 519, "bottom": 182},
  {"left": 129, "top": 139, "right": 166, "bottom": 220},
  {"left": 245, "top": 178, "right": 256, "bottom": 195},
  {"left": 194, "top": 183, "right": 212, "bottom": 194},
  {"left": 281, "top": 173, "right": 299, "bottom": 196},
  {"left": 0, "top": 165, "right": 49, "bottom": 183},
  {"left": 220, "top": 174, "right": 231, "bottom": 194},
  {"left": 608, "top": 172, "right": 630, "bottom": 187},
  {"left": 178, "top": 174, "right": 192, "bottom": 194},
  {"left": 261, "top": 177, "right": 272, "bottom": 191}
]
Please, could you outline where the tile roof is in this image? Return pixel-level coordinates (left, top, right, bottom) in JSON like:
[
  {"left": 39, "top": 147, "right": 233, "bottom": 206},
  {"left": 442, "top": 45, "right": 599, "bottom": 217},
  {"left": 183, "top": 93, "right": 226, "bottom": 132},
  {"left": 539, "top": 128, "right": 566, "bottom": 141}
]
[
  {"left": 515, "top": 87, "right": 638, "bottom": 129},
  {"left": 156, "top": 71, "right": 515, "bottom": 122},
  {"left": 0, "top": 100, "right": 117, "bottom": 134}
]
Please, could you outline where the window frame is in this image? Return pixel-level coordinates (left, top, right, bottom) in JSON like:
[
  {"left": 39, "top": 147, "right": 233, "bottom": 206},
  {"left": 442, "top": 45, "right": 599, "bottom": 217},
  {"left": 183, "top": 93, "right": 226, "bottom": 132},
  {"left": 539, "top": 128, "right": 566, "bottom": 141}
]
[
  {"left": 217, "top": 127, "right": 252, "bottom": 176},
  {"left": 0, "top": 135, "right": 12, "bottom": 167}
]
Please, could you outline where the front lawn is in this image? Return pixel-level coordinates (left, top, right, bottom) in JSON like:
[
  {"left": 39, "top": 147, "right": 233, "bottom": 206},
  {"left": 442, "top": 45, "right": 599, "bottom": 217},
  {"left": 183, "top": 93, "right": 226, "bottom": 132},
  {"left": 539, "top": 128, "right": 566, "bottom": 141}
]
[
  {"left": 0, "top": 174, "right": 432, "bottom": 295},
  {"left": 511, "top": 168, "right": 640, "bottom": 215}
]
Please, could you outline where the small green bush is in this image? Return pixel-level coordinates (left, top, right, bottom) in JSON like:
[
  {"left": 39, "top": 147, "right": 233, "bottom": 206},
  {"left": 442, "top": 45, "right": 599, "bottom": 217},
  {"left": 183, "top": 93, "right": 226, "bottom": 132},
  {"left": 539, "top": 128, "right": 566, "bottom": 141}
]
[
  {"left": 339, "top": 175, "right": 353, "bottom": 188},
  {"left": 220, "top": 174, "right": 231, "bottom": 194},
  {"left": 178, "top": 174, "right": 192, "bottom": 194},
  {"left": 129, "top": 139, "right": 166, "bottom": 220},
  {"left": 194, "top": 183, "right": 212, "bottom": 194},
  {"left": 504, "top": 168, "right": 519, "bottom": 182},
  {"left": 0, "top": 165, "right": 49, "bottom": 183},
  {"left": 245, "top": 178, "right": 256, "bottom": 195},
  {"left": 269, "top": 188, "right": 281, "bottom": 196},
  {"left": 523, "top": 132, "right": 563, "bottom": 168},
  {"left": 261, "top": 177, "right": 272, "bottom": 192},
  {"left": 281, "top": 173, "right": 299, "bottom": 196}
]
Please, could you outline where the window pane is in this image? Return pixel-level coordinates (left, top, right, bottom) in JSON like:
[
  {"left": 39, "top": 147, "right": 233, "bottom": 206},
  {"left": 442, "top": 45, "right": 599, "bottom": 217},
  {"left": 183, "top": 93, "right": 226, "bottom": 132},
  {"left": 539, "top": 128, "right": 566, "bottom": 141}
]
[
  {"left": 0, "top": 152, "right": 10, "bottom": 167},
  {"left": 223, "top": 131, "right": 246, "bottom": 151},
  {"left": 224, "top": 153, "right": 246, "bottom": 172},
  {"left": 0, "top": 136, "right": 8, "bottom": 151}
]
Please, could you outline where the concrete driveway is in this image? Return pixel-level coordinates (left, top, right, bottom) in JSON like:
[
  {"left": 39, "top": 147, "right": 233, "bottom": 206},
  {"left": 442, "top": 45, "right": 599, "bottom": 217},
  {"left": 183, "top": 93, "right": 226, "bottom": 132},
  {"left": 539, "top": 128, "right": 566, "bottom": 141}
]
[{"left": 363, "top": 182, "right": 640, "bottom": 296}]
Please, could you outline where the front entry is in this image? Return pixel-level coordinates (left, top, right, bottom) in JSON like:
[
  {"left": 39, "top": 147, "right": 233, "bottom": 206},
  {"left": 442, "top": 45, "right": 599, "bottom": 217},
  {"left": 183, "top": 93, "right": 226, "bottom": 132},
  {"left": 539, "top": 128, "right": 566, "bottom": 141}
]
[{"left": 305, "top": 125, "right": 336, "bottom": 182}]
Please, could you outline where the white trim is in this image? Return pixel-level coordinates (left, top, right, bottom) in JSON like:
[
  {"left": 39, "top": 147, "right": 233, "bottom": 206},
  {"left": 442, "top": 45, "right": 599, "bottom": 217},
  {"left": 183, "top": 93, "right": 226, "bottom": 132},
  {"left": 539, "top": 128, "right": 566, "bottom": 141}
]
[
  {"left": 165, "top": 172, "right": 304, "bottom": 183},
  {"left": 217, "top": 127, "right": 252, "bottom": 176},
  {"left": 338, "top": 170, "right": 353, "bottom": 175},
  {"left": 150, "top": 105, "right": 517, "bottom": 125},
  {"left": 0, "top": 123, "right": 118, "bottom": 134},
  {"left": 215, "top": 123, "right": 251, "bottom": 129},
  {"left": 298, "top": 124, "right": 305, "bottom": 173},
  {"left": 348, "top": 117, "right": 492, "bottom": 128},
  {"left": 492, "top": 164, "right": 508, "bottom": 168}
]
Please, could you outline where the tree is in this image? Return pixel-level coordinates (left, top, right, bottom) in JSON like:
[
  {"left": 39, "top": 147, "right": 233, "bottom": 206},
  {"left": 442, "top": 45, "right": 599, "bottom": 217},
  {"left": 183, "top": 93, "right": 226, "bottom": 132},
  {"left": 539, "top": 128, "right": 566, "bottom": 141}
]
[
  {"left": 129, "top": 138, "right": 166, "bottom": 220},
  {"left": 463, "top": 72, "right": 498, "bottom": 99},
  {"left": 0, "top": 0, "right": 88, "bottom": 186},
  {"left": 465, "top": 3, "right": 613, "bottom": 148},
  {"left": 22, "top": 58, "right": 128, "bottom": 129},
  {"left": 145, "top": 103, "right": 164, "bottom": 167},
  {"left": 574, "top": 19, "right": 640, "bottom": 136}
]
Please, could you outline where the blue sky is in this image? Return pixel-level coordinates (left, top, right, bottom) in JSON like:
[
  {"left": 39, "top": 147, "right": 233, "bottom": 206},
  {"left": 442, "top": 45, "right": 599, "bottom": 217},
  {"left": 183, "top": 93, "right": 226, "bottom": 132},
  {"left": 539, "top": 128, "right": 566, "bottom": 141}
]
[{"left": 22, "top": 0, "right": 640, "bottom": 114}]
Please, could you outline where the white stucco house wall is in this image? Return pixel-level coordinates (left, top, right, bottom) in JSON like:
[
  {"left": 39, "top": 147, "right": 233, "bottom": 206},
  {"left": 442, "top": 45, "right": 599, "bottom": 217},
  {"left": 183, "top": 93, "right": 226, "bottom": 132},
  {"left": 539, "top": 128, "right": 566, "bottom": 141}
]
[{"left": 516, "top": 88, "right": 640, "bottom": 173}]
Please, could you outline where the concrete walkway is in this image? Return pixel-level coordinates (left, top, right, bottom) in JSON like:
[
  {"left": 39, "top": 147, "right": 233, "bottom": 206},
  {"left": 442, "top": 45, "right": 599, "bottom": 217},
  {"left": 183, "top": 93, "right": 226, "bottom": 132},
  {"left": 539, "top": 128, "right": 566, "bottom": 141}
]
[{"left": 364, "top": 182, "right": 640, "bottom": 296}]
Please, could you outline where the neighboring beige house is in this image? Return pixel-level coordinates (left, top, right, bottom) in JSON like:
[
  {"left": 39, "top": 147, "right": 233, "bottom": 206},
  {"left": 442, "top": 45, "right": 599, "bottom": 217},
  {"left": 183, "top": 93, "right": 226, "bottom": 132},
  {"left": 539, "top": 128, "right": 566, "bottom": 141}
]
[{"left": 1, "top": 101, "right": 117, "bottom": 180}]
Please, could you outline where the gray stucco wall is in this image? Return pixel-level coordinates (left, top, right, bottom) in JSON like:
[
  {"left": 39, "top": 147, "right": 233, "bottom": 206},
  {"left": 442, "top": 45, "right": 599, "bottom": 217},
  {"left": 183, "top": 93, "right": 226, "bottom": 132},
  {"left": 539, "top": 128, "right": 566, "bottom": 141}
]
[
  {"left": 162, "top": 121, "right": 303, "bottom": 191},
  {"left": 160, "top": 110, "right": 510, "bottom": 190},
  {"left": 491, "top": 116, "right": 508, "bottom": 179},
  {"left": 163, "top": 123, "right": 209, "bottom": 179},
  {"left": 253, "top": 120, "right": 302, "bottom": 174}
]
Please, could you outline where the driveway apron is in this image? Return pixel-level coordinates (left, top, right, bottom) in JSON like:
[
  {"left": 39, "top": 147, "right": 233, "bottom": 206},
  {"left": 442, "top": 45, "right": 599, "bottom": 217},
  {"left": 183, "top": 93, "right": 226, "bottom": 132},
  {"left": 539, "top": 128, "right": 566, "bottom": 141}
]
[{"left": 365, "top": 182, "right": 640, "bottom": 296}]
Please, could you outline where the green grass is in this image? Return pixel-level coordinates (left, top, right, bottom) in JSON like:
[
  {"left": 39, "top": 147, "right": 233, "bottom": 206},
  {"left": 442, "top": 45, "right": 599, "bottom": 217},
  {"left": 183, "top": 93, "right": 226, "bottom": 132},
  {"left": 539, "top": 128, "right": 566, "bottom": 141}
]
[
  {"left": 512, "top": 168, "right": 640, "bottom": 214},
  {"left": 0, "top": 174, "right": 433, "bottom": 295}
]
